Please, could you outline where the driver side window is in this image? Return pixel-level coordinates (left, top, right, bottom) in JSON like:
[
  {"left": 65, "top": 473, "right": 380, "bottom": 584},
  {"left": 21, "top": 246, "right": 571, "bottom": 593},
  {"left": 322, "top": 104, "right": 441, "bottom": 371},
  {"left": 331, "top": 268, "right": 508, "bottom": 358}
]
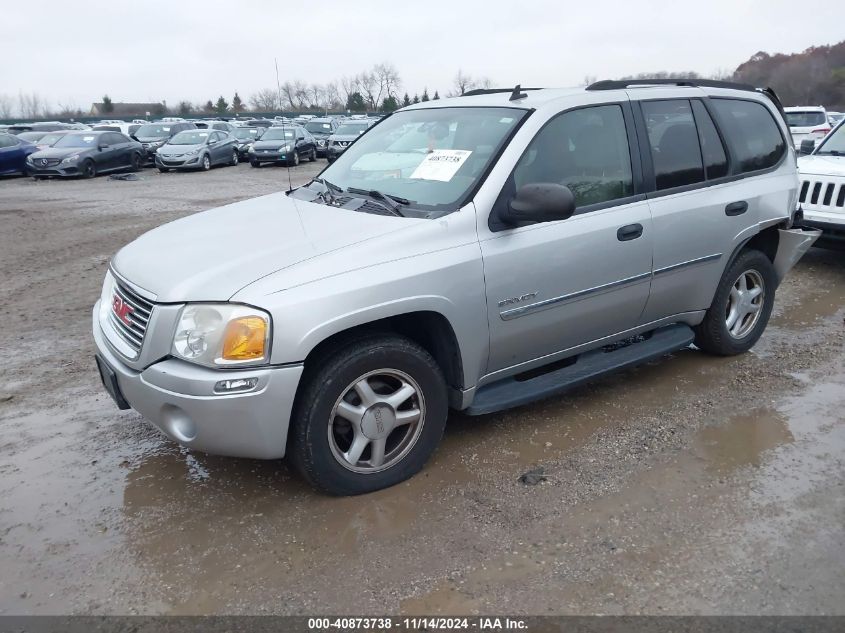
[{"left": 513, "top": 104, "right": 634, "bottom": 208}]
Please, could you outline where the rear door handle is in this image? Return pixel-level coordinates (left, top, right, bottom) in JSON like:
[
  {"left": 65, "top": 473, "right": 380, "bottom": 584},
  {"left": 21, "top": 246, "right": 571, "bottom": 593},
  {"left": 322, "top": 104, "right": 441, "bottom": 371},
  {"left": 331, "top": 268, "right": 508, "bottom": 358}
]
[
  {"left": 725, "top": 201, "right": 748, "bottom": 216},
  {"left": 617, "top": 223, "right": 644, "bottom": 241}
]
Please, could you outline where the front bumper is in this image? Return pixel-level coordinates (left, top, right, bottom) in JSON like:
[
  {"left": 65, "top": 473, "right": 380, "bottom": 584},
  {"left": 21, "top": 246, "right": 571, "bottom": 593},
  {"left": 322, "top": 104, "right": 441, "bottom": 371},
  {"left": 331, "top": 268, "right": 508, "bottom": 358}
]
[
  {"left": 249, "top": 150, "right": 291, "bottom": 163},
  {"left": 326, "top": 146, "right": 346, "bottom": 160},
  {"left": 155, "top": 154, "right": 201, "bottom": 170},
  {"left": 793, "top": 217, "right": 845, "bottom": 248},
  {"left": 93, "top": 304, "right": 303, "bottom": 459},
  {"left": 27, "top": 162, "right": 80, "bottom": 177}
]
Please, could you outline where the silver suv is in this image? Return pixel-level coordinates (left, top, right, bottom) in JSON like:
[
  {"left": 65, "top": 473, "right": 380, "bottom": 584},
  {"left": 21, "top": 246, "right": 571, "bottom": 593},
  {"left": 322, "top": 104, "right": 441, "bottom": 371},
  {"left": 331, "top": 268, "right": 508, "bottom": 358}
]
[{"left": 93, "top": 80, "right": 819, "bottom": 495}]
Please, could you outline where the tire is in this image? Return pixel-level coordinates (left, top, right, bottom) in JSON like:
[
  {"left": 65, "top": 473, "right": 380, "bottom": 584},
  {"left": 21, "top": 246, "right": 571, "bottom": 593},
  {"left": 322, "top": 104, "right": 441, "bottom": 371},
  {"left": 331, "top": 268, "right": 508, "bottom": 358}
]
[
  {"left": 158, "top": 167, "right": 170, "bottom": 173},
  {"left": 230, "top": 149, "right": 239, "bottom": 166},
  {"left": 200, "top": 154, "right": 211, "bottom": 171},
  {"left": 327, "top": 156, "right": 335, "bottom": 164},
  {"left": 81, "top": 159, "right": 97, "bottom": 179},
  {"left": 309, "top": 148, "right": 317, "bottom": 162},
  {"left": 288, "top": 151, "right": 300, "bottom": 167},
  {"left": 694, "top": 249, "right": 776, "bottom": 356},
  {"left": 250, "top": 159, "right": 260, "bottom": 168},
  {"left": 289, "top": 334, "right": 448, "bottom": 495}
]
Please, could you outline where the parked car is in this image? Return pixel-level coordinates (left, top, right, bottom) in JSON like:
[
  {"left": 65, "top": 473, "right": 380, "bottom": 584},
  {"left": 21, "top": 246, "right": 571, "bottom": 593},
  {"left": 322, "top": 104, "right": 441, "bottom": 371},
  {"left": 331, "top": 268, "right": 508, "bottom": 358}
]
[
  {"left": 7, "top": 122, "right": 72, "bottom": 135},
  {"left": 93, "top": 80, "right": 818, "bottom": 495},
  {"left": 232, "top": 126, "right": 265, "bottom": 160},
  {"left": 784, "top": 106, "right": 831, "bottom": 149},
  {"left": 133, "top": 121, "right": 198, "bottom": 165},
  {"left": 155, "top": 129, "right": 239, "bottom": 172},
  {"left": 15, "top": 131, "right": 54, "bottom": 145},
  {"left": 828, "top": 111, "right": 844, "bottom": 128},
  {"left": 304, "top": 117, "right": 339, "bottom": 157},
  {"left": 247, "top": 125, "right": 316, "bottom": 167},
  {"left": 27, "top": 130, "right": 142, "bottom": 178},
  {"left": 194, "top": 120, "right": 237, "bottom": 133},
  {"left": 326, "top": 119, "right": 375, "bottom": 163},
  {"left": 795, "top": 117, "right": 845, "bottom": 248},
  {"left": 0, "top": 133, "right": 38, "bottom": 176},
  {"left": 93, "top": 123, "right": 144, "bottom": 137}
]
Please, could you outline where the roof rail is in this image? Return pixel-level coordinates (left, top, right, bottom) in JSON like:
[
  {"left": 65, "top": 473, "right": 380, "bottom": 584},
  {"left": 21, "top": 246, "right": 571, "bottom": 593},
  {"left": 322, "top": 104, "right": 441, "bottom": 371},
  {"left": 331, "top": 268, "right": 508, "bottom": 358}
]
[
  {"left": 586, "top": 78, "right": 758, "bottom": 92},
  {"left": 461, "top": 87, "right": 543, "bottom": 97}
]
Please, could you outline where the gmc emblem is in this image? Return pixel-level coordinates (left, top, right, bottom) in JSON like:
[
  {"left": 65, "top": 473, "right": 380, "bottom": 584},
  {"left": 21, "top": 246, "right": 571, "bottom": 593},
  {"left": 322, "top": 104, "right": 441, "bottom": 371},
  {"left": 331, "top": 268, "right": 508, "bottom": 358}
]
[{"left": 112, "top": 294, "right": 134, "bottom": 326}]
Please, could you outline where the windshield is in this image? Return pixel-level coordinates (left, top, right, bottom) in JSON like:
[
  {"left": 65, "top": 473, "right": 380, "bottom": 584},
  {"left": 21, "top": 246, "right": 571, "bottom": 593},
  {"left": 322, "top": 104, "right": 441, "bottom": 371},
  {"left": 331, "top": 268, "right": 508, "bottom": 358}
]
[
  {"left": 305, "top": 121, "right": 332, "bottom": 133},
  {"left": 815, "top": 123, "right": 845, "bottom": 155},
  {"left": 336, "top": 123, "right": 370, "bottom": 135},
  {"left": 786, "top": 111, "right": 826, "bottom": 128},
  {"left": 135, "top": 124, "right": 172, "bottom": 137},
  {"left": 54, "top": 134, "right": 100, "bottom": 149},
  {"left": 317, "top": 107, "right": 527, "bottom": 214},
  {"left": 17, "top": 132, "right": 47, "bottom": 142},
  {"left": 261, "top": 128, "right": 295, "bottom": 140},
  {"left": 38, "top": 132, "right": 66, "bottom": 146},
  {"left": 168, "top": 131, "right": 210, "bottom": 145},
  {"left": 235, "top": 128, "right": 261, "bottom": 139}
]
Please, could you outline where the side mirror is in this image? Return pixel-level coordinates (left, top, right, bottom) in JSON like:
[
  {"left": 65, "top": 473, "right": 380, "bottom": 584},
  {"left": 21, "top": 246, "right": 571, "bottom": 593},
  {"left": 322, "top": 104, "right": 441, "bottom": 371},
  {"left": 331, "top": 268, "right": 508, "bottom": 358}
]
[
  {"left": 98, "top": 143, "right": 108, "bottom": 150},
  {"left": 297, "top": 135, "right": 305, "bottom": 141},
  {"left": 502, "top": 183, "right": 576, "bottom": 225},
  {"left": 207, "top": 138, "right": 217, "bottom": 145},
  {"left": 799, "top": 139, "right": 816, "bottom": 155}
]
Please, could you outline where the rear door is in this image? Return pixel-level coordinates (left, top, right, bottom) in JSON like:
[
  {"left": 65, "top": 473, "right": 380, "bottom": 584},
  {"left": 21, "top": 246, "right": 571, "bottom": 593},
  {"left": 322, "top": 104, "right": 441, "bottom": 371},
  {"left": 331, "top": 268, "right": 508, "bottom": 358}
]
[
  {"left": 480, "top": 101, "right": 654, "bottom": 374},
  {"left": 637, "top": 92, "right": 789, "bottom": 322}
]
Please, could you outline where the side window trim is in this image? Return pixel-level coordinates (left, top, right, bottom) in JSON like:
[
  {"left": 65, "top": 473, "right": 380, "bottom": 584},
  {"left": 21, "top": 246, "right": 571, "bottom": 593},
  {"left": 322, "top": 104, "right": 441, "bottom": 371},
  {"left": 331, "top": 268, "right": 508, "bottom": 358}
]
[
  {"left": 489, "top": 100, "right": 644, "bottom": 232},
  {"left": 695, "top": 97, "right": 735, "bottom": 176}
]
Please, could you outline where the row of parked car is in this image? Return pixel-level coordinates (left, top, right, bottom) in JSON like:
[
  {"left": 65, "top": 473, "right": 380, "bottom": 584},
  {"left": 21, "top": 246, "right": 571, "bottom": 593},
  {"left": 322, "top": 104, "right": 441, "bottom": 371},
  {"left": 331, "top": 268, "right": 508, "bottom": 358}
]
[{"left": 0, "top": 114, "right": 379, "bottom": 178}]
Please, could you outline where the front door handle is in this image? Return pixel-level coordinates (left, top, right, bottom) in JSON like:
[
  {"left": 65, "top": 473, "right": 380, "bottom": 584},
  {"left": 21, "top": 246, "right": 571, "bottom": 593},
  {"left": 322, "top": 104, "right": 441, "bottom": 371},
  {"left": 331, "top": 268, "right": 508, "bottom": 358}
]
[
  {"left": 617, "top": 223, "right": 644, "bottom": 241},
  {"left": 725, "top": 201, "right": 748, "bottom": 216}
]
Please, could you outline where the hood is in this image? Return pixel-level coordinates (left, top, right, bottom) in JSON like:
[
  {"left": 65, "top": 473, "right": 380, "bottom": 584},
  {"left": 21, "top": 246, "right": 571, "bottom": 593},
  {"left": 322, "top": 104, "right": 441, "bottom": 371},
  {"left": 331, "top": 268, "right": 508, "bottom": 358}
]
[
  {"left": 330, "top": 134, "right": 360, "bottom": 142},
  {"left": 112, "top": 192, "right": 415, "bottom": 302},
  {"left": 159, "top": 142, "right": 204, "bottom": 155},
  {"left": 252, "top": 139, "right": 290, "bottom": 150},
  {"left": 29, "top": 146, "right": 91, "bottom": 159},
  {"left": 309, "top": 131, "right": 332, "bottom": 138},
  {"left": 798, "top": 154, "right": 845, "bottom": 177}
]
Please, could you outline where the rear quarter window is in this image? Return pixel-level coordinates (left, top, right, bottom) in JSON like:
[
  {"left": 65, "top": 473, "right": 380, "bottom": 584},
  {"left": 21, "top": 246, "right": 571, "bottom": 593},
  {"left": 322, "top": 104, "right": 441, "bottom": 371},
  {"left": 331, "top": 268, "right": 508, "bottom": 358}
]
[{"left": 710, "top": 99, "right": 786, "bottom": 174}]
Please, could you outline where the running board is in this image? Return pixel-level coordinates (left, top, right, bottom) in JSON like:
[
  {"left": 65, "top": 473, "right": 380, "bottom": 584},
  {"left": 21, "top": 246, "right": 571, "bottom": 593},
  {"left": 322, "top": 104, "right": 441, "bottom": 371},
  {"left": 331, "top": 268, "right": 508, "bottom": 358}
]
[{"left": 466, "top": 324, "right": 695, "bottom": 416}]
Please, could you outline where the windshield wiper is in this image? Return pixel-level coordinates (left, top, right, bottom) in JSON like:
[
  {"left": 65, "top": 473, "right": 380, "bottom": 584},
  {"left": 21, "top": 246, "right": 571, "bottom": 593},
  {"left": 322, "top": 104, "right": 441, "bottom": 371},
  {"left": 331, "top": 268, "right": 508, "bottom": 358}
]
[
  {"left": 312, "top": 177, "right": 344, "bottom": 195},
  {"left": 347, "top": 187, "right": 409, "bottom": 217}
]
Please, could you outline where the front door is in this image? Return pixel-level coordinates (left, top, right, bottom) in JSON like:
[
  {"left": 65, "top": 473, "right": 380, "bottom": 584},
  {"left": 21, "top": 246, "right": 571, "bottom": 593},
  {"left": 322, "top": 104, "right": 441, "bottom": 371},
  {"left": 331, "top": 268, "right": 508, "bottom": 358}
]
[{"left": 480, "top": 102, "right": 654, "bottom": 374}]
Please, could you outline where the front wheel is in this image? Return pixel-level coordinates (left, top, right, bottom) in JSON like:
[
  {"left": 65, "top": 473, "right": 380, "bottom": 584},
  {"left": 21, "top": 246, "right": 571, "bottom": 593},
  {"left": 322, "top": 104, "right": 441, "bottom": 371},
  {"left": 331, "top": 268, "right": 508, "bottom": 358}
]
[
  {"left": 289, "top": 334, "right": 448, "bottom": 495},
  {"left": 230, "top": 149, "right": 239, "bottom": 166},
  {"left": 694, "top": 249, "right": 776, "bottom": 355},
  {"left": 250, "top": 159, "right": 260, "bottom": 168},
  {"left": 81, "top": 159, "right": 97, "bottom": 179},
  {"left": 288, "top": 150, "right": 300, "bottom": 167},
  {"left": 200, "top": 154, "right": 211, "bottom": 171},
  {"left": 129, "top": 152, "right": 141, "bottom": 172},
  {"left": 309, "top": 148, "right": 317, "bottom": 162}
]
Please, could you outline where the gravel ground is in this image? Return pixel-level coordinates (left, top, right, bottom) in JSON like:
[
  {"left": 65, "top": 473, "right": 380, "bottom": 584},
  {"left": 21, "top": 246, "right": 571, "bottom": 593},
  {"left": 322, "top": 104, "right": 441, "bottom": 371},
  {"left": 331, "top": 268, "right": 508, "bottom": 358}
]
[{"left": 0, "top": 164, "right": 843, "bottom": 615}]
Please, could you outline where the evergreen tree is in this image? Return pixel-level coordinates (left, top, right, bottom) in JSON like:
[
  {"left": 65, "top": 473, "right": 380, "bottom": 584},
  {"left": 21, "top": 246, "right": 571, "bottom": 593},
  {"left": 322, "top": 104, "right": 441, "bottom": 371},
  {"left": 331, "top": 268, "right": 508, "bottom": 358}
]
[
  {"left": 421, "top": 88, "right": 430, "bottom": 102},
  {"left": 101, "top": 95, "right": 114, "bottom": 114},
  {"left": 231, "top": 92, "right": 244, "bottom": 112},
  {"left": 402, "top": 93, "right": 411, "bottom": 107},
  {"left": 433, "top": 91, "right": 440, "bottom": 100},
  {"left": 215, "top": 96, "right": 228, "bottom": 114}
]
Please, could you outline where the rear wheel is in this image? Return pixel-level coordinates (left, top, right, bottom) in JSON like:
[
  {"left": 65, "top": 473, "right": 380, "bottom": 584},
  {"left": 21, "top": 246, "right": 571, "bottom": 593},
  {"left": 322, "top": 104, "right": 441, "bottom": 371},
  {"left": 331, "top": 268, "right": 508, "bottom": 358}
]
[
  {"left": 230, "top": 149, "right": 239, "bottom": 166},
  {"left": 81, "top": 159, "right": 97, "bottom": 179},
  {"left": 694, "top": 249, "right": 776, "bottom": 355},
  {"left": 289, "top": 334, "right": 448, "bottom": 495}
]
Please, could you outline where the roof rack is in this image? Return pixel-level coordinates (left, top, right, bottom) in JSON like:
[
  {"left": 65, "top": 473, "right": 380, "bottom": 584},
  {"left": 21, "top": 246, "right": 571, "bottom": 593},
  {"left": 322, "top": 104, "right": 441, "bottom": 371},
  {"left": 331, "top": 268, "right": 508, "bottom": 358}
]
[
  {"left": 586, "top": 78, "right": 758, "bottom": 92},
  {"left": 461, "top": 86, "right": 543, "bottom": 97}
]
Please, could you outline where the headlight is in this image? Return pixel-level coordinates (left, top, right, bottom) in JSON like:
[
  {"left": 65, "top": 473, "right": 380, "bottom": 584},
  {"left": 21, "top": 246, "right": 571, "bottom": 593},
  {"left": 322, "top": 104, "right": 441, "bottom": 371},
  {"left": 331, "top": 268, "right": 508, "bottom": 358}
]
[
  {"left": 98, "top": 270, "right": 116, "bottom": 322},
  {"left": 61, "top": 154, "right": 80, "bottom": 164},
  {"left": 172, "top": 304, "right": 271, "bottom": 367},
  {"left": 317, "top": 139, "right": 326, "bottom": 146},
  {"left": 246, "top": 143, "right": 254, "bottom": 152},
  {"left": 185, "top": 148, "right": 200, "bottom": 156},
  {"left": 281, "top": 143, "right": 292, "bottom": 152}
]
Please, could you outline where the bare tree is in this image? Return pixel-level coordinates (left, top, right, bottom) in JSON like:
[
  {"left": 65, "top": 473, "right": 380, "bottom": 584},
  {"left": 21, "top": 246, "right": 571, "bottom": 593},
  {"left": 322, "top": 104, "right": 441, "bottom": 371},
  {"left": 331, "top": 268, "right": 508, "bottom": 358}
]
[
  {"left": 450, "top": 70, "right": 493, "bottom": 96},
  {"left": 308, "top": 84, "right": 326, "bottom": 109},
  {"left": 374, "top": 62, "right": 401, "bottom": 101},
  {"left": 249, "top": 88, "right": 279, "bottom": 111},
  {"left": 18, "top": 92, "right": 45, "bottom": 119},
  {"left": 340, "top": 75, "right": 360, "bottom": 102},
  {"left": 358, "top": 71, "right": 379, "bottom": 110},
  {"left": 0, "top": 94, "right": 14, "bottom": 118},
  {"left": 324, "top": 82, "right": 342, "bottom": 109}
]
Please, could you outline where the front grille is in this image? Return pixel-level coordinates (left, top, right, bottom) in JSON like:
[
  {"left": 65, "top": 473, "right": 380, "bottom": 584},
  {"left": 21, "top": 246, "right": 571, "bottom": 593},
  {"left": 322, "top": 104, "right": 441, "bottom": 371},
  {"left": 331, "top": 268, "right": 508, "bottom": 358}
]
[
  {"left": 108, "top": 279, "right": 154, "bottom": 355},
  {"left": 35, "top": 158, "right": 61, "bottom": 167},
  {"left": 799, "top": 177, "right": 845, "bottom": 210}
]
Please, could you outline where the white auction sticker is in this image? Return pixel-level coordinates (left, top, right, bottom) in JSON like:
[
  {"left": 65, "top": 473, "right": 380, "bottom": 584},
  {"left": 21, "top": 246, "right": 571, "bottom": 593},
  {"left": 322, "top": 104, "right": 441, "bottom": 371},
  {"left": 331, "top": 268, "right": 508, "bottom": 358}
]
[{"left": 410, "top": 149, "right": 472, "bottom": 181}]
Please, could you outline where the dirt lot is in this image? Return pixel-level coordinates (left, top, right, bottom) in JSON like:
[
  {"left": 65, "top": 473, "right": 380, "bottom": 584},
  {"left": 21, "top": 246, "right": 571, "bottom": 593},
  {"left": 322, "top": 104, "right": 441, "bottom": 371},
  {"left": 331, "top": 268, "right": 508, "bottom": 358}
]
[{"left": 0, "top": 164, "right": 843, "bottom": 616}]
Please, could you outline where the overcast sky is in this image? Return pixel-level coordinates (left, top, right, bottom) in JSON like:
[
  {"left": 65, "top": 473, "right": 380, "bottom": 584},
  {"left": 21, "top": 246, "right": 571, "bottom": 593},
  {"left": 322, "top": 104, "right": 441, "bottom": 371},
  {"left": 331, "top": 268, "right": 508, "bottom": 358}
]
[{"left": 2, "top": 0, "right": 841, "bottom": 113}]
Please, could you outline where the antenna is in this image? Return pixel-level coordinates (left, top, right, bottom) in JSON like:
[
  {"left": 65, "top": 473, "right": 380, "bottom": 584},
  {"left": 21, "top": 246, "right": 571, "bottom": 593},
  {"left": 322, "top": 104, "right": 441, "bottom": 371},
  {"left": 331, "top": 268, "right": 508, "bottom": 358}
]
[
  {"left": 285, "top": 124, "right": 294, "bottom": 193},
  {"left": 274, "top": 58, "right": 283, "bottom": 115},
  {"left": 509, "top": 84, "right": 528, "bottom": 101}
]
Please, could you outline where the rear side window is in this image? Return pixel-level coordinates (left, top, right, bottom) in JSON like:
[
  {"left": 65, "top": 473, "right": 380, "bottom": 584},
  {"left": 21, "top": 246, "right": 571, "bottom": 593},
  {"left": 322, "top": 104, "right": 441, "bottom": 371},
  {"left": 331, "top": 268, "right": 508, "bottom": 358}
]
[
  {"left": 513, "top": 104, "right": 634, "bottom": 208},
  {"left": 709, "top": 99, "right": 786, "bottom": 173},
  {"left": 641, "top": 100, "right": 704, "bottom": 190},
  {"left": 691, "top": 101, "right": 728, "bottom": 179}
]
